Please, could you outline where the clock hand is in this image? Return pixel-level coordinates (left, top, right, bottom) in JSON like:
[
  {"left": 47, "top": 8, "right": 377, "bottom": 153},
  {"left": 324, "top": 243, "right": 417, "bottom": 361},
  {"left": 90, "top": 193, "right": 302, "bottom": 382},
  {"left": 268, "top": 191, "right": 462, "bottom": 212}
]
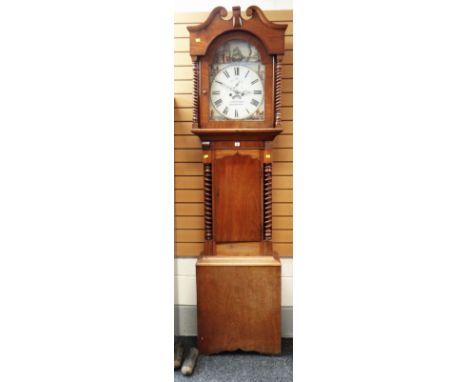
[
  {"left": 214, "top": 80, "right": 236, "bottom": 92},
  {"left": 215, "top": 80, "right": 245, "bottom": 99}
]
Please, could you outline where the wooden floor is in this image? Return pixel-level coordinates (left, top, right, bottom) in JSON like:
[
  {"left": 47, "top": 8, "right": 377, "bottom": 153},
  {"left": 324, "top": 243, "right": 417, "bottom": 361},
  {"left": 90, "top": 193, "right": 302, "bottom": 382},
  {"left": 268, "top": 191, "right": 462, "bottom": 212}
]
[{"left": 174, "top": 337, "right": 293, "bottom": 382}]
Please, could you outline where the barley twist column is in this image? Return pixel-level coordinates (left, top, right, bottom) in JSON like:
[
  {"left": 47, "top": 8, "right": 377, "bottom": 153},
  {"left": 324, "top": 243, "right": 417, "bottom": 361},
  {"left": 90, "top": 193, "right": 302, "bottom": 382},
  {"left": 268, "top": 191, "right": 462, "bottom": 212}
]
[
  {"left": 204, "top": 164, "right": 213, "bottom": 240},
  {"left": 274, "top": 55, "right": 282, "bottom": 128},
  {"left": 263, "top": 164, "right": 273, "bottom": 240},
  {"left": 192, "top": 58, "right": 199, "bottom": 129}
]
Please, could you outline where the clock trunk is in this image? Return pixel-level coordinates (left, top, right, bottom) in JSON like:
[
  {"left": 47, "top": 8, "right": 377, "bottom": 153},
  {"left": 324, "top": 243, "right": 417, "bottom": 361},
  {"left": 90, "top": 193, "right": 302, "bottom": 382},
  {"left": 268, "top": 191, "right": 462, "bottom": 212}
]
[{"left": 213, "top": 150, "right": 262, "bottom": 243}]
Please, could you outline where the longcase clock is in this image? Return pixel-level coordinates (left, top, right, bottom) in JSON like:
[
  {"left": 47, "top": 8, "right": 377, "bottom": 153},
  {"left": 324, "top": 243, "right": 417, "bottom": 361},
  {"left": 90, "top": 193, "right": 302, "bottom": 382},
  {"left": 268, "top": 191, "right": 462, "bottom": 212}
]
[{"left": 187, "top": 5, "right": 287, "bottom": 354}]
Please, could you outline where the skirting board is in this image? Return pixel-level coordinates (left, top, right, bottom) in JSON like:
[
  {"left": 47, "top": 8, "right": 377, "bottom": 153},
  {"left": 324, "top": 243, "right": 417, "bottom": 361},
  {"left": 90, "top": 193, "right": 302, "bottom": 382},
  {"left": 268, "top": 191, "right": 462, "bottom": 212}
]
[{"left": 174, "top": 304, "right": 293, "bottom": 338}]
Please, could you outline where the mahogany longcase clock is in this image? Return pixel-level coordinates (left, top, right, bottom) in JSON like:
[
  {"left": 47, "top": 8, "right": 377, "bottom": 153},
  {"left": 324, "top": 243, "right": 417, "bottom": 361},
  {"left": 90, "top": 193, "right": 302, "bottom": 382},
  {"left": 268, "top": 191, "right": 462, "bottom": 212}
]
[{"left": 187, "top": 5, "right": 287, "bottom": 354}]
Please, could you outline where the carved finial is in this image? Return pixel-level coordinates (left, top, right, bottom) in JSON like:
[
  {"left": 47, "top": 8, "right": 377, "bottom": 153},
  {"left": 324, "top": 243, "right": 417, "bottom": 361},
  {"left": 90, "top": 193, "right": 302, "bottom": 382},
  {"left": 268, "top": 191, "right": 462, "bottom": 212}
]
[{"left": 232, "top": 6, "right": 242, "bottom": 27}]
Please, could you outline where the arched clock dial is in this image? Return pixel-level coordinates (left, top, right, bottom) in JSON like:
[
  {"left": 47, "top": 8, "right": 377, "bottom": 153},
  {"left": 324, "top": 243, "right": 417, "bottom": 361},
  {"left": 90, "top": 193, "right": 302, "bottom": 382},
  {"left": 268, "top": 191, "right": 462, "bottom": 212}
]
[
  {"left": 208, "top": 39, "right": 265, "bottom": 121},
  {"left": 210, "top": 64, "right": 264, "bottom": 120}
]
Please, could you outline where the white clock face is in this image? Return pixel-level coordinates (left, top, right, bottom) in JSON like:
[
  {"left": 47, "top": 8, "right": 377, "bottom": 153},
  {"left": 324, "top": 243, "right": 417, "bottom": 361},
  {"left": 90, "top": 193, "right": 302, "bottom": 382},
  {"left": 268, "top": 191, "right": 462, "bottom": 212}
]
[{"left": 210, "top": 64, "right": 264, "bottom": 120}]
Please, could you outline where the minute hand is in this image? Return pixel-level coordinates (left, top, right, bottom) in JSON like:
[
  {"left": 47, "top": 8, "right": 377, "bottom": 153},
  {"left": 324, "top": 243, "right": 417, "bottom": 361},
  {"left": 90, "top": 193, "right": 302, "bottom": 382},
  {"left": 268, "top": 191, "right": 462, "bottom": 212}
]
[{"left": 214, "top": 80, "right": 236, "bottom": 92}]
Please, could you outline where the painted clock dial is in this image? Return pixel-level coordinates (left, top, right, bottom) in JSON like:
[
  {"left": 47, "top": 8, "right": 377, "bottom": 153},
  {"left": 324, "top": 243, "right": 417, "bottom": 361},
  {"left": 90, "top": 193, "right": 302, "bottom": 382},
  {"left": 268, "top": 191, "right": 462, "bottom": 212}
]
[{"left": 209, "top": 40, "right": 265, "bottom": 121}]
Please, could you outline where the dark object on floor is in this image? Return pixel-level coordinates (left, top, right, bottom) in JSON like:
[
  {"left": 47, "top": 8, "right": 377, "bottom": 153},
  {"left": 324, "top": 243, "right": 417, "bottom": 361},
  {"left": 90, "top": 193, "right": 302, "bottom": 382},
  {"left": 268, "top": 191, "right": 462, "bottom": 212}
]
[
  {"left": 174, "top": 342, "right": 184, "bottom": 369},
  {"left": 174, "top": 337, "right": 292, "bottom": 382},
  {"left": 181, "top": 347, "right": 199, "bottom": 376}
]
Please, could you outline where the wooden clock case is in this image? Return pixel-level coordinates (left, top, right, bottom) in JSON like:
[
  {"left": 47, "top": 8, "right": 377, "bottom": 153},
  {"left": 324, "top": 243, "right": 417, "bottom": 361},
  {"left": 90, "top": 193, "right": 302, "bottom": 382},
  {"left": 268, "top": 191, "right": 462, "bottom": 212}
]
[{"left": 187, "top": 6, "right": 287, "bottom": 354}]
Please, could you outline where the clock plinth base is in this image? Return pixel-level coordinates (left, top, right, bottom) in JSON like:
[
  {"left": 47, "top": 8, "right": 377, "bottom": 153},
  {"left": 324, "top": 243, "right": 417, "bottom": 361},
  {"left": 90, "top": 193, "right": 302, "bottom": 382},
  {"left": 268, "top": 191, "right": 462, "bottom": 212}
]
[{"left": 196, "top": 254, "right": 281, "bottom": 354}]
